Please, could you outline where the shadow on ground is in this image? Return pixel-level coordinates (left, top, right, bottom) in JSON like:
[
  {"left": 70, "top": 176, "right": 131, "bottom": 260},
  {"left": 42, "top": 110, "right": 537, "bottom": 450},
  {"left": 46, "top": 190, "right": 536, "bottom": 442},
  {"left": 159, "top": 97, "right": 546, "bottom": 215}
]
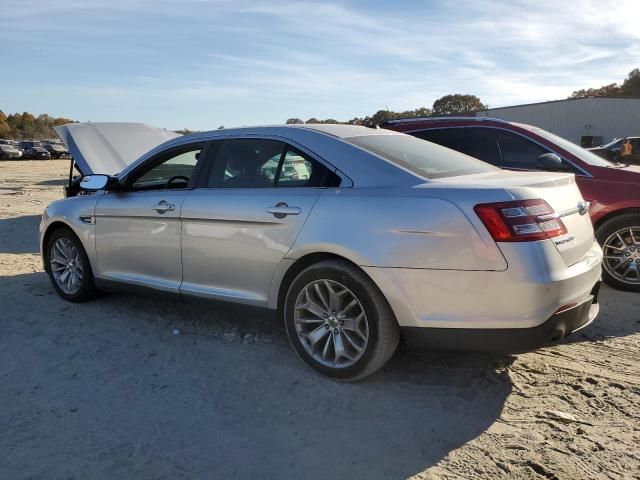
[
  {"left": 2, "top": 271, "right": 513, "bottom": 479},
  {"left": 566, "top": 285, "right": 640, "bottom": 343},
  {"left": 37, "top": 178, "right": 67, "bottom": 186},
  {"left": 0, "top": 214, "right": 41, "bottom": 254}
]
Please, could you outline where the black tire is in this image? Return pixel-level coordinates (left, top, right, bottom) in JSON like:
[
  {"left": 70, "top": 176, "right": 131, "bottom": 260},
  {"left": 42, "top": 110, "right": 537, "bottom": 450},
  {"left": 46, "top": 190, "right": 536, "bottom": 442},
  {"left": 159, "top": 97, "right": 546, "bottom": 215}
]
[
  {"left": 595, "top": 213, "right": 640, "bottom": 292},
  {"left": 45, "top": 227, "right": 97, "bottom": 302},
  {"left": 284, "top": 260, "right": 400, "bottom": 381}
]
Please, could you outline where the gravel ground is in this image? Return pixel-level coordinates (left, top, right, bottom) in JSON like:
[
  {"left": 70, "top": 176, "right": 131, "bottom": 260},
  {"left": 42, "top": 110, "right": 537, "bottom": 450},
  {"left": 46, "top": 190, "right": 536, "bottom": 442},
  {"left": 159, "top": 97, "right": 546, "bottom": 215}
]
[{"left": 1, "top": 160, "right": 639, "bottom": 480}]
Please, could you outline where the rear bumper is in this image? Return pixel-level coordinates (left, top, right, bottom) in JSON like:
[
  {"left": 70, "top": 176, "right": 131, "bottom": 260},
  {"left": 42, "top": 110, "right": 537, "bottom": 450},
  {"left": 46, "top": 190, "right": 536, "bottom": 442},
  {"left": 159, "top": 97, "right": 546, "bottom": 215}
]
[{"left": 401, "top": 282, "right": 600, "bottom": 353}]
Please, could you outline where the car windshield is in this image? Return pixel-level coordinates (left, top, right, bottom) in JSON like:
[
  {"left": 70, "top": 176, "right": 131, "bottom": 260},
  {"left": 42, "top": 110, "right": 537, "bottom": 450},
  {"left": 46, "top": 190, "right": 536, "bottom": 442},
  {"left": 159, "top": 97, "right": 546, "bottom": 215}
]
[
  {"left": 519, "top": 125, "right": 613, "bottom": 167},
  {"left": 345, "top": 133, "right": 497, "bottom": 179},
  {"left": 598, "top": 138, "right": 623, "bottom": 149}
]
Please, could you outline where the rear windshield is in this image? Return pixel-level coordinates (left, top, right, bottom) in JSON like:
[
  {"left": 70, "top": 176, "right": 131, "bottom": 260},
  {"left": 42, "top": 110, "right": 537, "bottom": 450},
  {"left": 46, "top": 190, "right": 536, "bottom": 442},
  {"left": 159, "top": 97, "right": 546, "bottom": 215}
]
[{"left": 345, "top": 134, "right": 497, "bottom": 179}]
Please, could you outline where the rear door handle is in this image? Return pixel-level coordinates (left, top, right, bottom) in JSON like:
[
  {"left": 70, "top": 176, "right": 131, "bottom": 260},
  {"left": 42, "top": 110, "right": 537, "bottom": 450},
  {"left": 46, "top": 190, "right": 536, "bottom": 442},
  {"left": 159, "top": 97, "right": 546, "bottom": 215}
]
[
  {"left": 153, "top": 200, "right": 175, "bottom": 213},
  {"left": 267, "top": 202, "right": 301, "bottom": 218}
]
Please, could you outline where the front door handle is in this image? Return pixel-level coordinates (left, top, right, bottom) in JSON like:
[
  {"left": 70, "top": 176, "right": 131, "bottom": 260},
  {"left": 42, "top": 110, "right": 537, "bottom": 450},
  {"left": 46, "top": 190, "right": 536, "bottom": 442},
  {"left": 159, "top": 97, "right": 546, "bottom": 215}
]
[
  {"left": 267, "top": 202, "right": 301, "bottom": 219},
  {"left": 153, "top": 200, "right": 175, "bottom": 213}
]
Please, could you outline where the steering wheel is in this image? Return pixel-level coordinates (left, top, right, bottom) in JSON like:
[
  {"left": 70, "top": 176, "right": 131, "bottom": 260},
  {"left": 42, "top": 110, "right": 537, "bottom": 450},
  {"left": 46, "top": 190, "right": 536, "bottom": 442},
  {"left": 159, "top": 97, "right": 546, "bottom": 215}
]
[{"left": 165, "top": 175, "right": 190, "bottom": 189}]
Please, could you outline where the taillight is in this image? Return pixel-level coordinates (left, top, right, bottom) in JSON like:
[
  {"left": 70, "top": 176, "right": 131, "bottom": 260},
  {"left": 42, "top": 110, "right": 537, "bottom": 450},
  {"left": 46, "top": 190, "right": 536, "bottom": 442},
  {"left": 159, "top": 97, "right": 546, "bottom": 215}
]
[{"left": 474, "top": 199, "right": 567, "bottom": 242}]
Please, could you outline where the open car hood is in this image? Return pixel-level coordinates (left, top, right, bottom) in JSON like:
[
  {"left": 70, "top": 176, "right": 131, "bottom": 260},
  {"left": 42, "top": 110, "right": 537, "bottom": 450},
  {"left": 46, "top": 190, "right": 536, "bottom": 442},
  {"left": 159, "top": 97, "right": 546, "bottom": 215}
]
[{"left": 54, "top": 122, "right": 181, "bottom": 176}]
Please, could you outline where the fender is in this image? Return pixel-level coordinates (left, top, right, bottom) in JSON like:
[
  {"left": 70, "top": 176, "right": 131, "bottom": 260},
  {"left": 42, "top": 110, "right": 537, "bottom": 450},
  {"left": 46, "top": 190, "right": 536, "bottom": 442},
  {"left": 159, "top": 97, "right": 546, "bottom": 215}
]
[{"left": 40, "top": 195, "right": 100, "bottom": 272}]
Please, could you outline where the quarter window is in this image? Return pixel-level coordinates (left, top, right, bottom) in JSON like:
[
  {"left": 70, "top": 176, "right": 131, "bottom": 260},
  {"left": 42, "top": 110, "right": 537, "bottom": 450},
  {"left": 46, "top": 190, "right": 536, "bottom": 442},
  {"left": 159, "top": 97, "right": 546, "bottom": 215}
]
[{"left": 277, "top": 149, "right": 315, "bottom": 187}]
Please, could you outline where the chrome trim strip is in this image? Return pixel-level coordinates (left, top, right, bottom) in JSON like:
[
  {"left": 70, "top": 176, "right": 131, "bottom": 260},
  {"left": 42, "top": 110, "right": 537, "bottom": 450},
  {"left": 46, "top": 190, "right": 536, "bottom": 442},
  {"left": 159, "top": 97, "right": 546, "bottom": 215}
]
[{"left": 537, "top": 207, "right": 580, "bottom": 221}]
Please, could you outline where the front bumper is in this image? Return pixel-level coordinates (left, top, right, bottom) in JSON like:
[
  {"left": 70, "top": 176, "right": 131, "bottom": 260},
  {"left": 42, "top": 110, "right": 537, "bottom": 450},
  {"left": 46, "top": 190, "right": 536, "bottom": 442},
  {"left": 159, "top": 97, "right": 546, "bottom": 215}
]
[{"left": 401, "top": 282, "right": 600, "bottom": 353}]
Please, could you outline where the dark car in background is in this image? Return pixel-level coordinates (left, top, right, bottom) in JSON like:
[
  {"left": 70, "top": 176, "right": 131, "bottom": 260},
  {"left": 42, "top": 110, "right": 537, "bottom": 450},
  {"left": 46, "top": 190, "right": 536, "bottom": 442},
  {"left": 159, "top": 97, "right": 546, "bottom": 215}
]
[
  {"left": 19, "top": 140, "right": 42, "bottom": 150},
  {"left": 24, "top": 146, "right": 52, "bottom": 160},
  {"left": 0, "top": 144, "right": 22, "bottom": 159},
  {"left": 44, "top": 143, "right": 69, "bottom": 158},
  {"left": 383, "top": 117, "right": 640, "bottom": 292},
  {"left": 589, "top": 137, "right": 640, "bottom": 165}
]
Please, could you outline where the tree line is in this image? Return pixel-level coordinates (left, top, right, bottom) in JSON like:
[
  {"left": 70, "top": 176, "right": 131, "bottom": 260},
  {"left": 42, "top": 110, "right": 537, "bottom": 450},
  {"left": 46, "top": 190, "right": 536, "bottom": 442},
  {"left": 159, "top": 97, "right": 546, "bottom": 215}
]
[
  {"left": 286, "top": 94, "right": 487, "bottom": 126},
  {"left": 0, "top": 111, "right": 76, "bottom": 140},
  {"left": 569, "top": 68, "right": 640, "bottom": 99}
]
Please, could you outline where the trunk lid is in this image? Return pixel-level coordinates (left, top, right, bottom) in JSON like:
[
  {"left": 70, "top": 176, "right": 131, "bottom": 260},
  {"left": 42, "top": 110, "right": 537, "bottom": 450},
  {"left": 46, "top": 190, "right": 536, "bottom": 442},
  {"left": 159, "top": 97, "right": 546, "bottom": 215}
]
[
  {"left": 438, "top": 170, "right": 595, "bottom": 266},
  {"left": 54, "top": 122, "right": 180, "bottom": 176}
]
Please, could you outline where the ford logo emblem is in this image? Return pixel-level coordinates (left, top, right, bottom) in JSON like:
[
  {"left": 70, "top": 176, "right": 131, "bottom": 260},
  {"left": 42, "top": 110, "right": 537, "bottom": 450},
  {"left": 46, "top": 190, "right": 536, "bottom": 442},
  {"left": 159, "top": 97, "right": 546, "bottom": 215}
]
[{"left": 577, "top": 201, "right": 589, "bottom": 216}]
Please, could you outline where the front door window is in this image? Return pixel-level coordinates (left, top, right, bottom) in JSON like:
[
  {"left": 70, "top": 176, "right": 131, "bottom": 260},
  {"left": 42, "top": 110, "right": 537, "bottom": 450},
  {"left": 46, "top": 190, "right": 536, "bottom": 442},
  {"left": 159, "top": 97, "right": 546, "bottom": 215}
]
[{"left": 130, "top": 147, "right": 202, "bottom": 191}]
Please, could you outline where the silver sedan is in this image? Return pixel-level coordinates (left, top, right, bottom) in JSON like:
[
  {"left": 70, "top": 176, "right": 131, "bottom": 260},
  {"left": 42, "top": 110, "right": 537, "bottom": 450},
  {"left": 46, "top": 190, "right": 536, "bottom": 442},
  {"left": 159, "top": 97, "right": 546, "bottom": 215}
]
[{"left": 41, "top": 123, "right": 603, "bottom": 380}]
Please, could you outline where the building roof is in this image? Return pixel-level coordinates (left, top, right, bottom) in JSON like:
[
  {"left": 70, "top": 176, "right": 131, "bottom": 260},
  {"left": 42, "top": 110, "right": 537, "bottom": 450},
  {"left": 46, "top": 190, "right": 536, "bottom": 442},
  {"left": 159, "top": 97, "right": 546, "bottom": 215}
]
[{"left": 481, "top": 96, "right": 640, "bottom": 112}]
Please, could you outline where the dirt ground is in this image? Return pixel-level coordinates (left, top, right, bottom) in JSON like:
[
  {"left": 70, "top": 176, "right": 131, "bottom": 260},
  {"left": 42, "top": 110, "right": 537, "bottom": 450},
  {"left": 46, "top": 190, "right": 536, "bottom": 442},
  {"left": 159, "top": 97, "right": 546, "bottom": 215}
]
[{"left": 1, "top": 160, "right": 639, "bottom": 480}]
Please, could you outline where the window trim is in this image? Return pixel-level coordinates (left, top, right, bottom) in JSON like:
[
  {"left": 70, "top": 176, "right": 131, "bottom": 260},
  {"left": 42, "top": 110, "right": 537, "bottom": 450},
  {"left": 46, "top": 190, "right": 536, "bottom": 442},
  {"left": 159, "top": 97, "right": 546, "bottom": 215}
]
[{"left": 405, "top": 125, "right": 592, "bottom": 178}]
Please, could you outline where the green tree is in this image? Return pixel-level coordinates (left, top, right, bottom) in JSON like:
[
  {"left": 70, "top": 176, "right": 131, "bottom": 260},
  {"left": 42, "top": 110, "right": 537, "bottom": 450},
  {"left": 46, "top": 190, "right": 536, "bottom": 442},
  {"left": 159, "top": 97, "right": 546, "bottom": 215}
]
[
  {"left": 432, "top": 94, "right": 487, "bottom": 115},
  {"left": 286, "top": 118, "right": 304, "bottom": 124},
  {"left": 397, "top": 107, "right": 431, "bottom": 119},
  {"left": 0, "top": 110, "right": 11, "bottom": 138},
  {"left": 2, "top": 111, "right": 76, "bottom": 139},
  {"left": 570, "top": 83, "right": 621, "bottom": 98},
  {"left": 360, "top": 110, "right": 398, "bottom": 127},
  {"left": 620, "top": 68, "right": 640, "bottom": 97},
  {"left": 305, "top": 118, "right": 320, "bottom": 124}
]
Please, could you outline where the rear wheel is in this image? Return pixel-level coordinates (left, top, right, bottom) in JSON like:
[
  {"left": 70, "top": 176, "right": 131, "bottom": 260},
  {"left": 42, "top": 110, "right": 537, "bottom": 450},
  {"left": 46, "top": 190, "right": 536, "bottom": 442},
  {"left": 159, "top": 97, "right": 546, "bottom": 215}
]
[
  {"left": 596, "top": 214, "right": 640, "bottom": 292},
  {"left": 46, "top": 228, "right": 97, "bottom": 302},
  {"left": 284, "top": 260, "right": 400, "bottom": 381}
]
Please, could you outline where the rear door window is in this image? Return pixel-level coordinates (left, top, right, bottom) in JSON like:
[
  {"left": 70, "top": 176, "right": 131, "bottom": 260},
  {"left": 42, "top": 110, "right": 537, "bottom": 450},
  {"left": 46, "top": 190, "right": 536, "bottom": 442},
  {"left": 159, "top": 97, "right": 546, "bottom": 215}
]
[
  {"left": 463, "top": 128, "right": 503, "bottom": 165},
  {"left": 412, "top": 128, "right": 465, "bottom": 152},
  {"left": 207, "top": 139, "right": 340, "bottom": 188}
]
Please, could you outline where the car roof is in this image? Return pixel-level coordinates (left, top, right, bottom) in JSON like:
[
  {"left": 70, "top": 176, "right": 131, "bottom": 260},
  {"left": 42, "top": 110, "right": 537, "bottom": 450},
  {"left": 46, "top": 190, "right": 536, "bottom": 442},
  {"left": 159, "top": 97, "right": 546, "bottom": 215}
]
[
  {"left": 170, "top": 123, "right": 394, "bottom": 142},
  {"left": 382, "top": 116, "right": 513, "bottom": 127},
  {"left": 124, "top": 124, "right": 415, "bottom": 187}
]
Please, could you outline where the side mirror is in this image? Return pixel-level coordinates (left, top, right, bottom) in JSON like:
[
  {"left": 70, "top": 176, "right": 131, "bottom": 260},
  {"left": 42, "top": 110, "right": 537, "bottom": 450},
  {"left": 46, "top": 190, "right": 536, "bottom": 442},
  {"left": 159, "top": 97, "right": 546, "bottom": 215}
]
[
  {"left": 80, "top": 174, "right": 109, "bottom": 191},
  {"left": 537, "top": 153, "right": 564, "bottom": 170}
]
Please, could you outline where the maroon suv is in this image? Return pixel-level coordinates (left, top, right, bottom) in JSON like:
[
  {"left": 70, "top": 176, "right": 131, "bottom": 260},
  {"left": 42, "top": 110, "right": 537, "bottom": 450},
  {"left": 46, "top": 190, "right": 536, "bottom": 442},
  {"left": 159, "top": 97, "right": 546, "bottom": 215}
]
[{"left": 383, "top": 117, "right": 640, "bottom": 292}]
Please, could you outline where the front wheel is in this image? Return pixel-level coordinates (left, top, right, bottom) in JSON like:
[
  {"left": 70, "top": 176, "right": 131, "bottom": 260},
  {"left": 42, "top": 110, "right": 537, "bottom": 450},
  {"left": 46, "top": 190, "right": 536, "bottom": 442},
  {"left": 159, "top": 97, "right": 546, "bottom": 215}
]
[
  {"left": 284, "top": 260, "right": 400, "bottom": 381},
  {"left": 46, "top": 228, "right": 97, "bottom": 302},
  {"left": 596, "top": 213, "right": 640, "bottom": 292}
]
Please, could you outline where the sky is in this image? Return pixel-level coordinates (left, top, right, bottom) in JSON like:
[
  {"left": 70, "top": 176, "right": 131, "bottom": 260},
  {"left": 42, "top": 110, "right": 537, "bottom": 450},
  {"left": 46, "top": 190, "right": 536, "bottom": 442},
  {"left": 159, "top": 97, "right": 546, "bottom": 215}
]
[{"left": 1, "top": 0, "right": 639, "bottom": 130}]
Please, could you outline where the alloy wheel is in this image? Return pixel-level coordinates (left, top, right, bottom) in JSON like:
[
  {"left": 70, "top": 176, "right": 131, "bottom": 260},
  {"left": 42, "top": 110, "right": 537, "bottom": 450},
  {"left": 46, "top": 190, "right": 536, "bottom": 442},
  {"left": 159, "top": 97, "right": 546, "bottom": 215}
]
[
  {"left": 294, "top": 279, "right": 369, "bottom": 368},
  {"left": 602, "top": 227, "right": 640, "bottom": 285},
  {"left": 50, "top": 237, "right": 84, "bottom": 295}
]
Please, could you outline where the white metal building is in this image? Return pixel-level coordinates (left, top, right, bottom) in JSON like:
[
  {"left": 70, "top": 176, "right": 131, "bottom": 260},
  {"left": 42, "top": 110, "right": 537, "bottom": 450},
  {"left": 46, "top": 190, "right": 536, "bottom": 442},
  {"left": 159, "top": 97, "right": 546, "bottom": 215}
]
[{"left": 476, "top": 97, "right": 640, "bottom": 147}]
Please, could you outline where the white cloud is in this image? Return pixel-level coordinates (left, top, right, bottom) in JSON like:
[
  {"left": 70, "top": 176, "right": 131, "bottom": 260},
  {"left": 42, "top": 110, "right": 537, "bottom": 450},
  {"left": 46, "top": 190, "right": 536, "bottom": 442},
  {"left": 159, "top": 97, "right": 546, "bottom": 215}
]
[{"left": 1, "top": 0, "right": 638, "bottom": 127}]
